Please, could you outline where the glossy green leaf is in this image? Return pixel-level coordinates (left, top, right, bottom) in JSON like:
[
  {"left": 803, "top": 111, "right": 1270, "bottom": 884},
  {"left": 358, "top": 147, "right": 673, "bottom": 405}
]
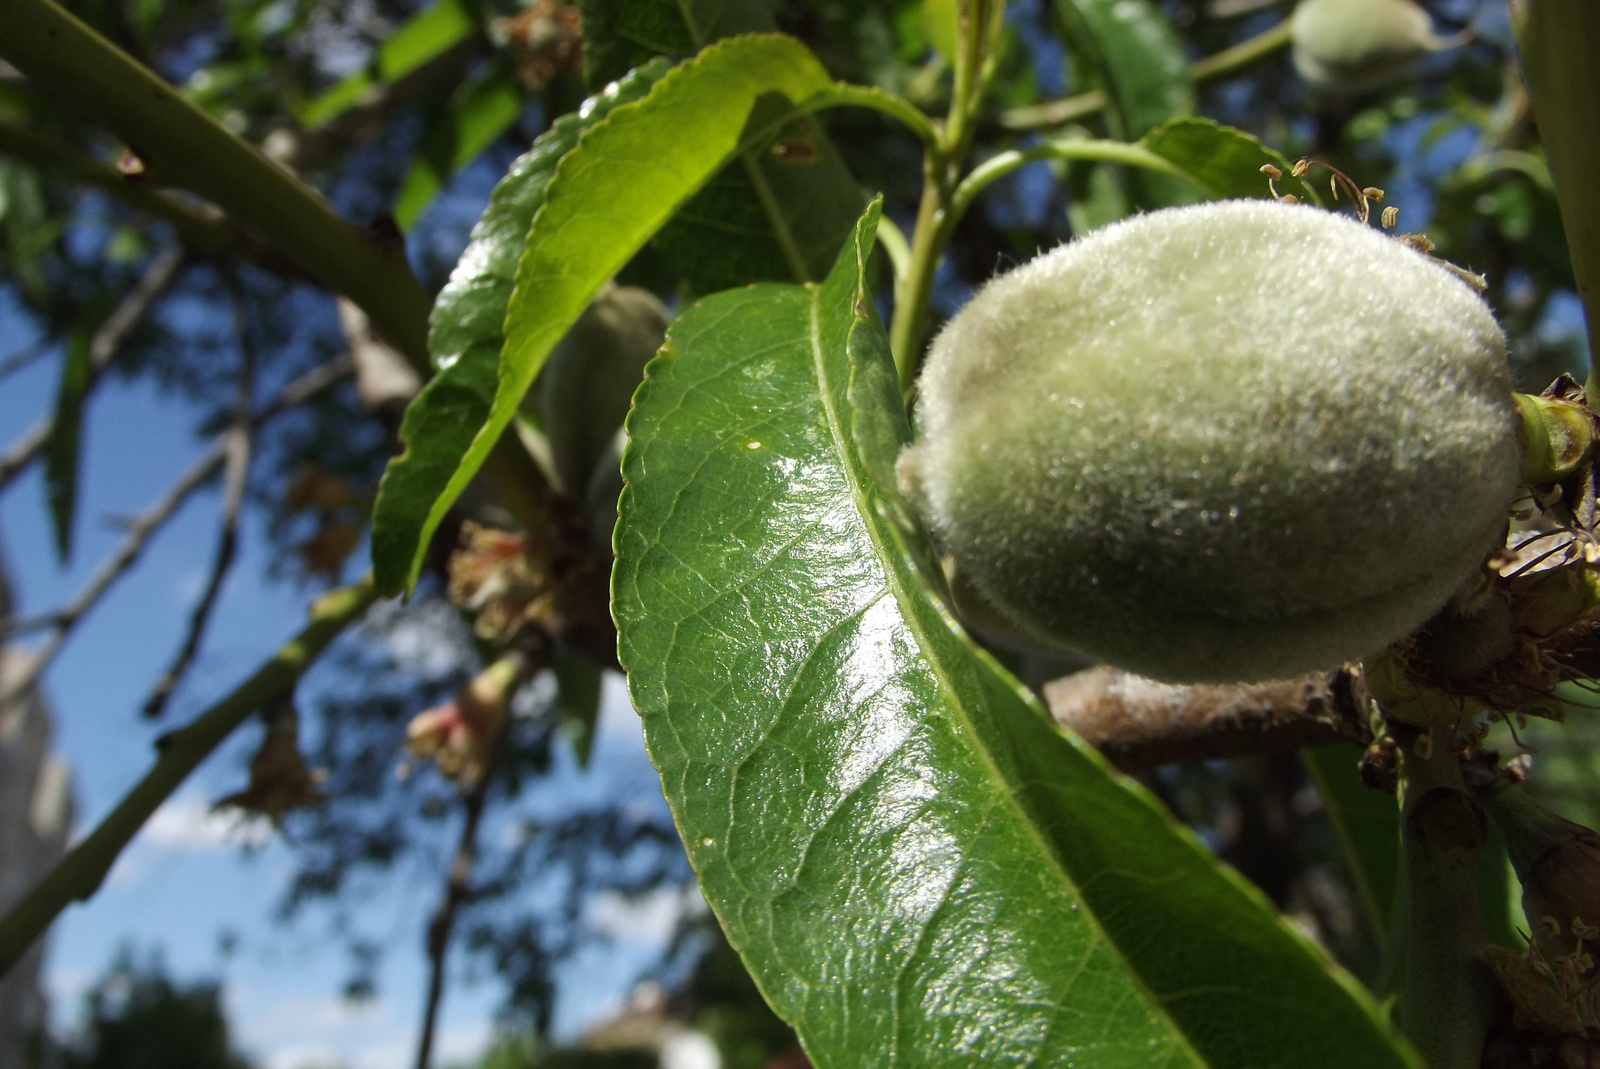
[
  {"left": 370, "top": 60, "right": 670, "bottom": 593},
  {"left": 577, "top": 0, "right": 775, "bottom": 89},
  {"left": 377, "top": 34, "right": 845, "bottom": 595},
  {"left": 614, "top": 200, "right": 1418, "bottom": 1068},
  {"left": 652, "top": 107, "right": 864, "bottom": 293},
  {"left": 1056, "top": 0, "right": 1192, "bottom": 205},
  {"left": 1057, "top": 0, "right": 1191, "bottom": 136},
  {"left": 580, "top": 0, "right": 863, "bottom": 293},
  {"left": 1141, "top": 117, "right": 1316, "bottom": 202},
  {"left": 393, "top": 59, "right": 525, "bottom": 231},
  {"left": 301, "top": 0, "right": 477, "bottom": 127},
  {"left": 44, "top": 317, "right": 92, "bottom": 561},
  {"left": 551, "top": 651, "right": 603, "bottom": 768},
  {"left": 1303, "top": 744, "right": 1400, "bottom": 974}
]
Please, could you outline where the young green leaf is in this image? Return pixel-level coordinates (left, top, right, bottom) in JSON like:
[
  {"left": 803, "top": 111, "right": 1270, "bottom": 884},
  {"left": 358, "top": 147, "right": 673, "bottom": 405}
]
[
  {"left": 577, "top": 0, "right": 775, "bottom": 89},
  {"left": 1141, "top": 117, "right": 1315, "bottom": 202},
  {"left": 614, "top": 200, "right": 1419, "bottom": 1068},
  {"left": 300, "top": 0, "right": 479, "bottom": 128},
  {"left": 377, "top": 34, "right": 844, "bottom": 595},
  {"left": 580, "top": 0, "right": 863, "bottom": 293},
  {"left": 393, "top": 59, "right": 526, "bottom": 231},
  {"left": 551, "top": 650, "right": 603, "bottom": 768},
  {"left": 370, "top": 59, "right": 670, "bottom": 594},
  {"left": 1056, "top": 0, "right": 1191, "bottom": 136},
  {"left": 44, "top": 318, "right": 92, "bottom": 561},
  {"left": 1303, "top": 744, "right": 1400, "bottom": 977},
  {"left": 1056, "top": 0, "right": 1193, "bottom": 204}
]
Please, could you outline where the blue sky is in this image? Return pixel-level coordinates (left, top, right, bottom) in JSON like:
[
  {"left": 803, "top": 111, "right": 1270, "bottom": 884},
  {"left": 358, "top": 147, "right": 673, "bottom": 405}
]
[{"left": 0, "top": 328, "right": 686, "bottom": 1067}]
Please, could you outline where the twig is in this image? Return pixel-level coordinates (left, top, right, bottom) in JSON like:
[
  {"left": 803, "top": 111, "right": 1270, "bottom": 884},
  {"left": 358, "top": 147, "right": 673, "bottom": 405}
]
[
  {"left": 141, "top": 280, "right": 256, "bottom": 718},
  {"left": 0, "top": 248, "right": 185, "bottom": 493},
  {"left": 0, "top": 356, "right": 353, "bottom": 700},
  {"left": 999, "top": 17, "right": 1293, "bottom": 131},
  {"left": 0, "top": 337, "right": 51, "bottom": 381},
  {"left": 413, "top": 732, "right": 504, "bottom": 1069},
  {"left": 0, "top": 576, "right": 377, "bottom": 977},
  {"left": 273, "top": 34, "right": 487, "bottom": 175},
  {"left": 1042, "top": 665, "right": 1369, "bottom": 772},
  {"left": 0, "top": 118, "right": 292, "bottom": 271}
]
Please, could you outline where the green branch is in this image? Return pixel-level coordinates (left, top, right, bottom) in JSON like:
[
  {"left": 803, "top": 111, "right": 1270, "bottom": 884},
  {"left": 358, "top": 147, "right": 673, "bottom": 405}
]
[
  {"left": 1395, "top": 733, "right": 1497, "bottom": 1069},
  {"left": 1511, "top": 0, "right": 1600, "bottom": 397},
  {"left": 887, "top": 0, "right": 1008, "bottom": 387},
  {"left": 0, "top": 0, "right": 432, "bottom": 369},
  {"left": 0, "top": 118, "right": 292, "bottom": 272},
  {"left": 0, "top": 577, "right": 378, "bottom": 977}
]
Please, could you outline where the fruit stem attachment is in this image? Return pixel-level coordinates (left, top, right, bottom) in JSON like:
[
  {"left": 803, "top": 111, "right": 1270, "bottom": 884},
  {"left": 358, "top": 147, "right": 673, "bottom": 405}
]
[
  {"left": 1515, "top": 391, "right": 1595, "bottom": 486},
  {"left": 1394, "top": 727, "right": 1497, "bottom": 1069}
]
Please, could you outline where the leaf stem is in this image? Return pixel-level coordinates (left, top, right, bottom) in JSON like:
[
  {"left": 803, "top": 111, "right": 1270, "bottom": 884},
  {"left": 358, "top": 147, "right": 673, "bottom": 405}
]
[
  {"left": 809, "top": 84, "right": 944, "bottom": 167},
  {"left": 0, "top": 0, "right": 432, "bottom": 368},
  {"left": 949, "top": 139, "right": 1199, "bottom": 224},
  {"left": 889, "top": 161, "right": 950, "bottom": 387},
  {"left": 0, "top": 576, "right": 378, "bottom": 976}
]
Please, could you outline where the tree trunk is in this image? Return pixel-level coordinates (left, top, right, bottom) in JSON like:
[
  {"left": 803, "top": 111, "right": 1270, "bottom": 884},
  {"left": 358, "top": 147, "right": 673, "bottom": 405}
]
[{"left": 0, "top": 540, "right": 73, "bottom": 1069}]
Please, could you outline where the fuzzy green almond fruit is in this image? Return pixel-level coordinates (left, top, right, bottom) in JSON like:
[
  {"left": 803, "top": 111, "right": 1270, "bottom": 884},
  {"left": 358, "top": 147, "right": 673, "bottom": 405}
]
[
  {"left": 1290, "top": 0, "right": 1454, "bottom": 96},
  {"left": 899, "top": 199, "right": 1519, "bottom": 685}
]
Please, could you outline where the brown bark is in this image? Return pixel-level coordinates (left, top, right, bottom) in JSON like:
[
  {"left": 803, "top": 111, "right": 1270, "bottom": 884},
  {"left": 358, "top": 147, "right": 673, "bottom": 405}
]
[{"left": 1042, "top": 665, "right": 1371, "bottom": 773}]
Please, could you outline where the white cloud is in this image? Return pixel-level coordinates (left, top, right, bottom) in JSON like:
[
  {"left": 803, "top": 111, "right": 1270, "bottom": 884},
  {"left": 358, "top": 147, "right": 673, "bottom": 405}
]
[
  {"left": 143, "top": 793, "right": 275, "bottom": 852},
  {"left": 661, "top": 1030, "right": 721, "bottom": 1069},
  {"left": 588, "top": 883, "right": 705, "bottom": 945},
  {"left": 253, "top": 1007, "right": 488, "bottom": 1069},
  {"left": 368, "top": 599, "right": 473, "bottom": 678}
]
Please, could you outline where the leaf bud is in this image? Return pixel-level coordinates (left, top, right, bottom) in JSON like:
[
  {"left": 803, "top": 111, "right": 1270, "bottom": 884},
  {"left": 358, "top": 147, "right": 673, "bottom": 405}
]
[
  {"left": 1480, "top": 784, "right": 1600, "bottom": 987},
  {"left": 538, "top": 283, "right": 669, "bottom": 495},
  {"left": 900, "top": 200, "right": 1519, "bottom": 684}
]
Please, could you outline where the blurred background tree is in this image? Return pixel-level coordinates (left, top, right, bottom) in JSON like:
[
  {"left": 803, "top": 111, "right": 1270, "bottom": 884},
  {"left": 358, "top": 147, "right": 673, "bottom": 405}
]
[{"left": 0, "top": 0, "right": 1589, "bottom": 1065}]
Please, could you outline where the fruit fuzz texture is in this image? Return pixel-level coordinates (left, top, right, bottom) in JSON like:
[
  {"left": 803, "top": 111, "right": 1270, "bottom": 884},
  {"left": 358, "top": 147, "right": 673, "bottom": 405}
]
[{"left": 900, "top": 200, "right": 1519, "bottom": 684}]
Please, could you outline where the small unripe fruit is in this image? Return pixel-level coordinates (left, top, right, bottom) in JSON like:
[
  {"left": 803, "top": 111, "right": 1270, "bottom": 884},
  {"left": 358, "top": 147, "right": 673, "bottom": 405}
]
[
  {"left": 537, "top": 282, "right": 669, "bottom": 495},
  {"left": 900, "top": 200, "right": 1518, "bottom": 684},
  {"left": 1290, "top": 0, "right": 1453, "bottom": 96}
]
